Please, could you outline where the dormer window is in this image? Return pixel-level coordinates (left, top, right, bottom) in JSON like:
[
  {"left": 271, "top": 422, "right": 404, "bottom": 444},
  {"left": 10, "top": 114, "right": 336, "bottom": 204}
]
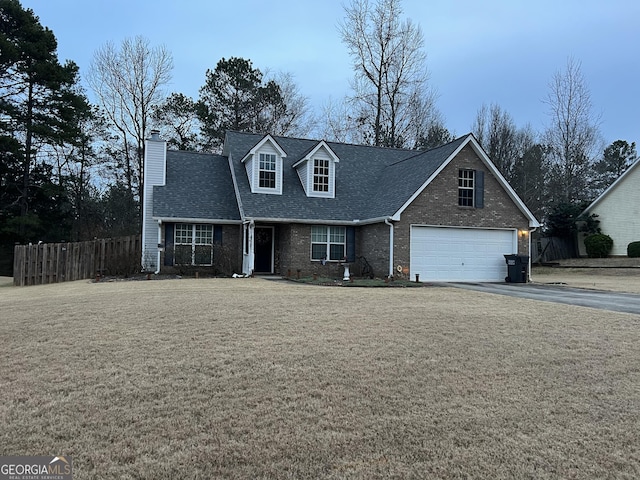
[
  {"left": 241, "top": 134, "right": 286, "bottom": 195},
  {"left": 313, "top": 158, "right": 330, "bottom": 192},
  {"left": 293, "top": 140, "right": 340, "bottom": 198},
  {"left": 259, "top": 153, "right": 277, "bottom": 189}
]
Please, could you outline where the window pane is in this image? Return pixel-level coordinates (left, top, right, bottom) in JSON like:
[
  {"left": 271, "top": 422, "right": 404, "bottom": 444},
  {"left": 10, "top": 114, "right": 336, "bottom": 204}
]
[
  {"left": 329, "top": 226, "right": 345, "bottom": 243},
  {"left": 175, "top": 224, "right": 192, "bottom": 244},
  {"left": 313, "top": 158, "right": 330, "bottom": 192},
  {"left": 311, "top": 244, "right": 327, "bottom": 260},
  {"left": 194, "top": 245, "right": 213, "bottom": 265},
  {"left": 174, "top": 245, "right": 192, "bottom": 265},
  {"left": 259, "top": 170, "right": 276, "bottom": 188},
  {"left": 329, "top": 243, "right": 345, "bottom": 261},
  {"left": 311, "top": 226, "right": 327, "bottom": 243},
  {"left": 260, "top": 153, "right": 276, "bottom": 170},
  {"left": 459, "top": 189, "right": 474, "bottom": 207},
  {"left": 458, "top": 170, "right": 474, "bottom": 207},
  {"left": 195, "top": 225, "right": 213, "bottom": 244}
]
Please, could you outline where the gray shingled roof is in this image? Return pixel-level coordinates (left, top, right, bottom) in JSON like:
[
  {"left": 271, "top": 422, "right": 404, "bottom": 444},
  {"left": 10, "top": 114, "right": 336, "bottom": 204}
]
[
  {"left": 223, "top": 131, "right": 468, "bottom": 222},
  {"left": 153, "top": 150, "right": 240, "bottom": 221}
]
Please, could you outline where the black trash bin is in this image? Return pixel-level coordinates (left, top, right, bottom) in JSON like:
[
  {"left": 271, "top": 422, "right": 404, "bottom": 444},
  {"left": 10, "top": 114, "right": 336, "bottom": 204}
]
[{"left": 504, "top": 254, "right": 529, "bottom": 283}]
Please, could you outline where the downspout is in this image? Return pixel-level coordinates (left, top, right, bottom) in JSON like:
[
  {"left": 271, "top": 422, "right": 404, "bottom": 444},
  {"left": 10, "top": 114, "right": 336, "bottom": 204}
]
[
  {"left": 385, "top": 217, "right": 394, "bottom": 278},
  {"left": 155, "top": 220, "right": 162, "bottom": 274},
  {"left": 242, "top": 219, "right": 254, "bottom": 275},
  {"left": 527, "top": 226, "right": 537, "bottom": 282}
]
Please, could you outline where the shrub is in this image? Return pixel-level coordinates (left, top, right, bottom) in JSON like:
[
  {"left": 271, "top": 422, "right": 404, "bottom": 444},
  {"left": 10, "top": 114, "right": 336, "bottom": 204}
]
[
  {"left": 628, "top": 241, "right": 640, "bottom": 258},
  {"left": 584, "top": 234, "right": 613, "bottom": 258}
]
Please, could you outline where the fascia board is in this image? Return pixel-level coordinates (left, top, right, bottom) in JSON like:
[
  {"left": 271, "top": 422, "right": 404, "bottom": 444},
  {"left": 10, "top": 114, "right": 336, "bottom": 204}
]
[
  {"left": 247, "top": 217, "right": 389, "bottom": 226},
  {"left": 153, "top": 217, "right": 242, "bottom": 224},
  {"left": 241, "top": 134, "right": 287, "bottom": 163},
  {"left": 466, "top": 136, "right": 541, "bottom": 228},
  {"left": 227, "top": 152, "right": 246, "bottom": 219},
  {"left": 292, "top": 140, "right": 340, "bottom": 168},
  {"left": 392, "top": 135, "right": 541, "bottom": 228},
  {"left": 392, "top": 136, "right": 472, "bottom": 220}
]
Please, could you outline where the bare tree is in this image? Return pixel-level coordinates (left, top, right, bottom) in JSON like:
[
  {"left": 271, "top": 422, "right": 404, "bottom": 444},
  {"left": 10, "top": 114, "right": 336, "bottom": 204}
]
[
  {"left": 472, "top": 103, "right": 519, "bottom": 180},
  {"left": 339, "top": 0, "right": 434, "bottom": 148},
  {"left": 87, "top": 36, "right": 173, "bottom": 198},
  {"left": 319, "top": 97, "right": 365, "bottom": 144},
  {"left": 264, "top": 71, "right": 316, "bottom": 138},
  {"left": 544, "top": 58, "right": 600, "bottom": 204}
]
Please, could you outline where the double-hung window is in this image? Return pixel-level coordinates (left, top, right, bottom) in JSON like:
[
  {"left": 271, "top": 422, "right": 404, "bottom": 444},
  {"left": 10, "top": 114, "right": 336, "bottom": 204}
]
[
  {"left": 311, "top": 226, "right": 346, "bottom": 261},
  {"left": 259, "top": 153, "right": 276, "bottom": 189},
  {"left": 313, "top": 158, "right": 330, "bottom": 192},
  {"left": 174, "top": 224, "right": 213, "bottom": 265},
  {"left": 458, "top": 169, "right": 475, "bottom": 207}
]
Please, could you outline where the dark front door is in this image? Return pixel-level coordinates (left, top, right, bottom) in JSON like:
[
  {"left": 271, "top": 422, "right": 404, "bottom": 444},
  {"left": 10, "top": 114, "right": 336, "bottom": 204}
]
[{"left": 254, "top": 227, "right": 274, "bottom": 273}]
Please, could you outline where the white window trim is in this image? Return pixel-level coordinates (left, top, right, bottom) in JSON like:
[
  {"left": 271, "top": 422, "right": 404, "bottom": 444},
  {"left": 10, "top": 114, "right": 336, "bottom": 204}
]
[
  {"left": 242, "top": 135, "right": 286, "bottom": 195},
  {"left": 174, "top": 224, "right": 214, "bottom": 266},
  {"left": 310, "top": 225, "right": 346, "bottom": 262},
  {"left": 458, "top": 169, "right": 475, "bottom": 207},
  {"left": 293, "top": 141, "right": 339, "bottom": 198},
  {"left": 251, "top": 151, "right": 283, "bottom": 195}
]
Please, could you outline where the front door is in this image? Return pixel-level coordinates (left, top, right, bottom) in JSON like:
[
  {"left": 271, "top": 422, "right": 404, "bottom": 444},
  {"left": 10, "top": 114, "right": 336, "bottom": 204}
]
[{"left": 254, "top": 226, "right": 274, "bottom": 273}]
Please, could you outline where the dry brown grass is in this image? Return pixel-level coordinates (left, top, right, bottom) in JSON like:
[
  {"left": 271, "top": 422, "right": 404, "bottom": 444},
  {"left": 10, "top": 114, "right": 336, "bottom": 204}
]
[
  {"left": 1, "top": 277, "right": 640, "bottom": 479},
  {"left": 532, "top": 267, "right": 640, "bottom": 294}
]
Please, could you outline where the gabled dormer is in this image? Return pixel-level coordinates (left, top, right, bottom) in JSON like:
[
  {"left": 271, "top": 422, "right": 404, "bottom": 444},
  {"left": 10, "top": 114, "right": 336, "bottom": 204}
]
[
  {"left": 241, "top": 134, "right": 287, "bottom": 195},
  {"left": 292, "top": 141, "right": 340, "bottom": 198}
]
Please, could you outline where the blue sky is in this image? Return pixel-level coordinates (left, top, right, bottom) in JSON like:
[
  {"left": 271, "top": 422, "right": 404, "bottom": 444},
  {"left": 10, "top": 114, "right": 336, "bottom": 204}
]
[{"left": 20, "top": 0, "right": 640, "bottom": 147}]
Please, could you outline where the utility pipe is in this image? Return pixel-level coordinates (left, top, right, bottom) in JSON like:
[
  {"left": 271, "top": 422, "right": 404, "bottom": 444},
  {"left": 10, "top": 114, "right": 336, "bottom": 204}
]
[{"left": 385, "top": 218, "right": 394, "bottom": 278}]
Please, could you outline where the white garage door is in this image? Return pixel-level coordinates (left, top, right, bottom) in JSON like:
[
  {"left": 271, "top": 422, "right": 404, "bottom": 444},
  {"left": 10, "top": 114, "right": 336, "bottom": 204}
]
[{"left": 410, "top": 226, "right": 517, "bottom": 282}]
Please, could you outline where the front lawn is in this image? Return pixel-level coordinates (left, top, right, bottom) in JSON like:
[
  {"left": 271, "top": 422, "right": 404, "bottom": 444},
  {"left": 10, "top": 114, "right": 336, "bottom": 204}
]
[{"left": 1, "top": 278, "right": 639, "bottom": 479}]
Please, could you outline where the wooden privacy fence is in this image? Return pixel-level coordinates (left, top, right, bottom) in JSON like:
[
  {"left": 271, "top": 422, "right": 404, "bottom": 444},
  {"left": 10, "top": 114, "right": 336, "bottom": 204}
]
[{"left": 13, "top": 235, "right": 141, "bottom": 286}]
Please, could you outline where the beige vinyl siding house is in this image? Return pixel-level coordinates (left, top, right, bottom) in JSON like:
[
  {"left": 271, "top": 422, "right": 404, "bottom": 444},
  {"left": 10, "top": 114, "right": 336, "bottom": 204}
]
[{"left": 580, "top": 158, "right": 640, "bottom": 256}]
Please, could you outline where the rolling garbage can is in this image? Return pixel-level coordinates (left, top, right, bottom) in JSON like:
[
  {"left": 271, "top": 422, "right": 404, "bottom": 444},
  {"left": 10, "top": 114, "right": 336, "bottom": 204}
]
[{"left": 504, "top": 254, "right": 529, "bottom": 283}]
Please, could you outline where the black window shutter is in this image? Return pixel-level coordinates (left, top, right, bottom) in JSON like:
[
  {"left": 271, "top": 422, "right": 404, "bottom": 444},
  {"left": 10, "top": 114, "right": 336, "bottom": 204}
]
[
  {"left": 475, "top": 170, "right": 484, "bottom": 208},
  {"left": 214, "top": 225, "right": 222, "bottom": 244},
  {"left": 164, "top": 223, "right": 174, "bottom": 266},
  {"left": 346, "top": 226, "right": 356, "bottom": 262}
]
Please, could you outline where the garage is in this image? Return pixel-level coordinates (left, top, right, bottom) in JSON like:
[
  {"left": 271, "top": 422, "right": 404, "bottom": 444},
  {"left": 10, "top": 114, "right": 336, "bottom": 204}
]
[{"left": 410, "top": 226, "right": 517, "bottom": 282}]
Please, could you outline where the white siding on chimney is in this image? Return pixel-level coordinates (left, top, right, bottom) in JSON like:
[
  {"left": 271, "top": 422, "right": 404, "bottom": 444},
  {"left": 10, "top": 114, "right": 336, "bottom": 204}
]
[{"left": 142, "top": 137, "right": 167, "bottom": 271}]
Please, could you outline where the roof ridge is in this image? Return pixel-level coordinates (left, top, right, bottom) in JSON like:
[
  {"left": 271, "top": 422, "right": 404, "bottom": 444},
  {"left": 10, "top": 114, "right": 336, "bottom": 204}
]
[
  {"left": 168, "top": 149, "right": 225, "bottom": 158},
  {"left": 386, "top": 134, "right": 470, "bottom": 167}
]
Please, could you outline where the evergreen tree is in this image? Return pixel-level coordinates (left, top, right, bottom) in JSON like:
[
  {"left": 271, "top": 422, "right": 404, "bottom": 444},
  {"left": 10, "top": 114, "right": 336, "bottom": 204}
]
[
  {"left": 0, "top": 0, "right": 90, "bottom": 273},
  {"left": 198, "top": 57, "right": 284, "bottom": 151}
]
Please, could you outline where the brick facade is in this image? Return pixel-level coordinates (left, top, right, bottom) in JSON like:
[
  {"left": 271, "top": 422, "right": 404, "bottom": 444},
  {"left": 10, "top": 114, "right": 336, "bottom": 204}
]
[
  {"left": 392, "top": 144, "right": 530, "bottom": 274},
  {"left": 159, "top": 223, "right": 243, "bottom": 275},
  {"left": 159, "top": 146, "right": 532, "bottom": 279},
  {"left": 266, "top": 145, "right": 531, "bottom": 279}
]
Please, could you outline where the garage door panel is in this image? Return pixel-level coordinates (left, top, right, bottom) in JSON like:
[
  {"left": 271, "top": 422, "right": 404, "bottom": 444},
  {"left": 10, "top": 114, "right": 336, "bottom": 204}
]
[{"left": 410, "top": 226, "right": 516, "bottom": 282}]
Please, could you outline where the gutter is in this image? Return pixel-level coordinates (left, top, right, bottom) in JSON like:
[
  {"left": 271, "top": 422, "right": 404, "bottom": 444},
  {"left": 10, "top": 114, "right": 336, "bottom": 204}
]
[{"left": 385, "top": 217, "right": 394, "bottom": 278}]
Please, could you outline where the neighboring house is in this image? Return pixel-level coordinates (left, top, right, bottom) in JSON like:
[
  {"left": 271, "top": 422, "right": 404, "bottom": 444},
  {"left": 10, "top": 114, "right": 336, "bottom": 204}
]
[
  {"left": 579, "top": 158, "right": 640, "bottom": 256},
  {"left": 142, "top": 130, "right": 540, "bottom": 282}
]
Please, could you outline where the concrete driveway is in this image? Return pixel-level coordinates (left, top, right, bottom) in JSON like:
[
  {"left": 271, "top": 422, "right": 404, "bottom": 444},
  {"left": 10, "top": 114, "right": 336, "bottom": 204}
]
[{"left": 449, "top": 282, "right": 640, "bottom": 315}]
